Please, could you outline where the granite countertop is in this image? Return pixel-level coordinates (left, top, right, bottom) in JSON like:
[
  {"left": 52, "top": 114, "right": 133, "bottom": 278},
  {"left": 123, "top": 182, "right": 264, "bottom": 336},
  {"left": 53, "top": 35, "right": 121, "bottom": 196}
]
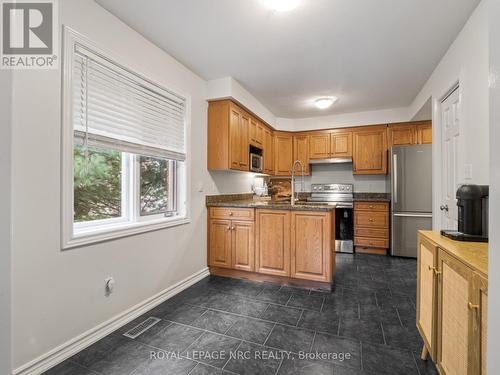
[
  {"left": 353, "top": 193, "right": 391, "bottom": 202},
  {"left": 206, "top": 195, "right": 335, "bottom": 212}
]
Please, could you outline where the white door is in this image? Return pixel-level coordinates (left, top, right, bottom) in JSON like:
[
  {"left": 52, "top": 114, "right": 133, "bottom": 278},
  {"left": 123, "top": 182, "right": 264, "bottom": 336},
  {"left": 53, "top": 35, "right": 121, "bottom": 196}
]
[{"left": 440, "top": 86, "right": 460, "bottom": 230}]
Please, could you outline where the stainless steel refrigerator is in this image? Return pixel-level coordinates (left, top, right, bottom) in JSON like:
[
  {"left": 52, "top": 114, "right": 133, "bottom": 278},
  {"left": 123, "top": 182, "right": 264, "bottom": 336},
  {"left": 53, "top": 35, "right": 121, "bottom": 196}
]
[{"left": 390, "top": 144, "right": 433, "bottom": 257}]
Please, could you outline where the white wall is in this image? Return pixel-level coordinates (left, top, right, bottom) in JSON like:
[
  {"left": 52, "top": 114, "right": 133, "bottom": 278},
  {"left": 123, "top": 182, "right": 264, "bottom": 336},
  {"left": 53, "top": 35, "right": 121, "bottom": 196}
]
[
  {"left": 298, "top": 164, "right": 388, "bottom": 193},
  {"left": 487, "top": 0, "right": 499, "bottom": 371},
  {"left": 0, "top": 71, "right": 12, "bottom": 375},
  {"left": 408, "top": 0, "right": 489, "bottom": 229},
  {"left": 9, "top": 0, "right": 249, "bottom": 370}
]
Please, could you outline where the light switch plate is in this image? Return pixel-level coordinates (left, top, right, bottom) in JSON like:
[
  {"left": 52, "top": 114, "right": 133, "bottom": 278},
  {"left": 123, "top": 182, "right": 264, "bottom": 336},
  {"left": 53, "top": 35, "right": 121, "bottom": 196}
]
[{"left": 464, "top": 164, "right": 473, "bottom": 180}]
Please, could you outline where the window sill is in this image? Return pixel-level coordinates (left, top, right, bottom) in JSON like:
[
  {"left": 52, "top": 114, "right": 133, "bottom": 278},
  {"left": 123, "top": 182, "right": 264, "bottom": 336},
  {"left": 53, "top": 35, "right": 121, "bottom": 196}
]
[{"left": 63, "top": 216, "right": 190, "bottom": 250}]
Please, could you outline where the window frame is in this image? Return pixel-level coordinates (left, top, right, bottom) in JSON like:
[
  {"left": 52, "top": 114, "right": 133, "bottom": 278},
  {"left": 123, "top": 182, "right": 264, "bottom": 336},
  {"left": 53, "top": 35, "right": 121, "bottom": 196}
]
[{"left": 61, "top": 27, "right": 191, "bottom": 249}]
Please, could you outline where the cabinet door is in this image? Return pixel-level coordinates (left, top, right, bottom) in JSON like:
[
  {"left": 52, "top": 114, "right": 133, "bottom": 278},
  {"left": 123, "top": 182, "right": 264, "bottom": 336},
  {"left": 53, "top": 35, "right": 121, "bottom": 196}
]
[
  {"left": 436, "top": 249, "right": 475, "bottom": 375},
  {"left": 256, "top": 122, "right": 264, "bottom": 147},
  {"left": 239, "top": 112, "right": 249, "bottom": 170},
  {"left": 417, "top": 236, "right": 438, "bottom": 358},
  {"left": 472, "top": 272, "right": 488, "bottom": 375},
  {"left": 293, "top": 135, "right": 310, "bottom": 175},
  {"left": 274, "top": 133, "right": 293, "bottom": 176},
  {"left": 388, "top": 124, "right": 416, "bottom": 146},
  {"left": 353, "top": 127, "right": 388, "bottom": 174},
  {"left": 255, "top": 210, "right": 291, "bottom": 277},
  {"left": 263, "top": 128, "right": 274, "bottom": 174},
  {"left": 330, "top": 131, "right": 352, "bottom": 157},
  {"left": 209, "top": 219, "right": 232, "bottom": 268},
  {"left": 291, "top": 211, "right": 331, "bottom": 282},
  {"left": 229, "top": 107, "right": 241, "bottom": 170},
  {"left": 249, "top": 117, "right": 257, "bottom": 145},
  {"left": 309, "top": 133, "right": 331, "bottom": 159},
  {"left": 417, "top": 122, "right": 433, "bottom": 144},
  {"left": 231, "top": 221, "right": 255, "bottom": 272}
]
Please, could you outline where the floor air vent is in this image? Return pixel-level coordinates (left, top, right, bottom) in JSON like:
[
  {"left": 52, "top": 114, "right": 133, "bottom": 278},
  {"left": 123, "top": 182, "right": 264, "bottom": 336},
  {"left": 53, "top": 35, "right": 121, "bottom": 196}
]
[{"left": 123, "top": 317, "right": 161, "bottom": 339}]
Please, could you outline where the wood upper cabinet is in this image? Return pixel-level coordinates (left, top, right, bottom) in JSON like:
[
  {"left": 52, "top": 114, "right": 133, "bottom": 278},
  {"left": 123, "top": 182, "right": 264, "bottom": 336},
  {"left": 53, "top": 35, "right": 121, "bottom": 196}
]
[
  {"left": 291, "top": 211, "right": 332, "bottom": 282},
  {"left": 352, "top": 126, "right": 388, "bottom": 175},
  {"left": 231, "top": 220, "right": 255, "bottom": 272},
  {"left": 388, "top": 121, "right": 432, "bottom": 147},
  {"left": 388, "top": 123, "right": 416, "bottom": 146},
  {"left": 250, "top": 117, "right": 264, "bottom": 147},
  {"left": 208, "top": 219, "right": 232, "bottom": 268},
  {"left": 208, "top": 100, "right": 249, "bottom": 171},
  {"left": 417, "top": 235, "right": 439, "bottom": 359},
  {"left": 263, "top": 127, "right": 274, "bottom": 175},
  {"left": 330, "top": 130, "right": 352, "bottom": 157},
  {"left": 417, "top": 121, "right": 433, "bottom": 144},
  {"left": 274, "top": 132, "right": 293, "bottom": 176},
  {"left": 255, "top": 210, "right": 291, "bottom": 277},
  {"left": 293, "top": 135, "right": 310, "bottom": 175},
  {"left": 309, "top": 133, "right": 331, "bottom": 159}
]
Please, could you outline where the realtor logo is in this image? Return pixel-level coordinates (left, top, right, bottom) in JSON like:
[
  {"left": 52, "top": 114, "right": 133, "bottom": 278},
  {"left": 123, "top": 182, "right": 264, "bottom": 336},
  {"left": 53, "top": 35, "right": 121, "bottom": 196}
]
[{"left": 1, "top": 0, "right": 58, "bottom": 69}]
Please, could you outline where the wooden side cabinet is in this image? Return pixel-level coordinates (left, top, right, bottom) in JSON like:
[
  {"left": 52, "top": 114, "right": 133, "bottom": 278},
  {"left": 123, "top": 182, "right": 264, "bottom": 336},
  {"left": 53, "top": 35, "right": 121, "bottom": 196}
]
[
  {"left": 255, "top": 210, "right": 291, "bottom": 277},
  {"left": 208, "top": 219, "right": 232, "bottom": 268},
  {"left": 417, "top": 234, "right": 439, "bottom": 359},
  {"left": 417, "top": 122, "right": 432, "bottom": 144},
  {"left": 274, "top": 132, "right": 293, "bottom": 176},
  {"left": 263, "top": 128, "right": 274, "bottom": 175},
  {"left": 291, "top": 211, "right": 333, "bottom": 282},
  {"left": 388, "top": 121, "right": 432, "bottom": 147},
  {"left": 352, "top": 126, "right": 388, "bottom": 175}
]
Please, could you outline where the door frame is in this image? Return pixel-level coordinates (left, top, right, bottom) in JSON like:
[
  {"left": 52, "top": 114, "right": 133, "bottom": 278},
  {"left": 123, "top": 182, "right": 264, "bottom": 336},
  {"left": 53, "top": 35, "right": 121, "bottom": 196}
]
[{"left": 431, "top": 81, "right": 461, "bottom": 230}]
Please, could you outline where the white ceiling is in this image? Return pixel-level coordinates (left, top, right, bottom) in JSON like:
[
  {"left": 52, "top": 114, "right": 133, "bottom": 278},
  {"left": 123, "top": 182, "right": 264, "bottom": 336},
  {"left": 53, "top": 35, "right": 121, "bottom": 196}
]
[{"left": 96, "top": 0, "right": 479, "bottom": 118}]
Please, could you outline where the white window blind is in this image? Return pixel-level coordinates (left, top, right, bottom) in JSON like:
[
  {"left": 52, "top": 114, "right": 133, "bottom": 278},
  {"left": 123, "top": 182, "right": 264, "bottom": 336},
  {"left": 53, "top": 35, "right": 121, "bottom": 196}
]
[{"left": 72, "top": 43, "right": 186, "bottom": 161}]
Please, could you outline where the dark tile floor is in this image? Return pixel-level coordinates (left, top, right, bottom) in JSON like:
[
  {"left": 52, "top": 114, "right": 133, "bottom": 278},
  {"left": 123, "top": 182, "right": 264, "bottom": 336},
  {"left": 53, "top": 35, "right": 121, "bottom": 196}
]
[{"left": 44, "top": 254, "right": 438, "bottom": 375}]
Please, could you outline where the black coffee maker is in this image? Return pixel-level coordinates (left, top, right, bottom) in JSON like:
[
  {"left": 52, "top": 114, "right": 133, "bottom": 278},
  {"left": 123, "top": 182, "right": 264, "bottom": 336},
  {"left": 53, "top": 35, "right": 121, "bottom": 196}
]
[{"left": 441, "top": 184, "right": 489, "bottom": 242}]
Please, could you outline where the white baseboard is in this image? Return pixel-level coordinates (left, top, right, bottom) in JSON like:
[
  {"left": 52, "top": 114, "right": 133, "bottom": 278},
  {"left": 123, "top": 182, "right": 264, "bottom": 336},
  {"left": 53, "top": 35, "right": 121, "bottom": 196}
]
[{"left": 14, "top": 267, "right": 210, "bottom": 375}]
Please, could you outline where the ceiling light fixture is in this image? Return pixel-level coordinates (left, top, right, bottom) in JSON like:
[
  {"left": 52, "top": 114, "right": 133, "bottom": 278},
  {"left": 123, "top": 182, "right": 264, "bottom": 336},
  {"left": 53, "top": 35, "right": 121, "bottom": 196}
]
[
  {"left": 314, "top": 97, "right": 338, "bottom": 109},
  {"left": 262, "top": 0, "right": 301, "bottom": 12}
]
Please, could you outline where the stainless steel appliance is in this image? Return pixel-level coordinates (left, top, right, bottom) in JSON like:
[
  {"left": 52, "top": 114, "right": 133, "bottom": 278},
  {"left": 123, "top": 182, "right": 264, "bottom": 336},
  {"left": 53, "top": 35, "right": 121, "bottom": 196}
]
[
  {"left": 308, "top": 183, "right": 354, "bottom": 253},
  {"left": 441, "top": 184, "right": 489, "bottom": 242},
  {"left": 249, "top": 153, "right": 263, "bottom": 173},
  {"left": 391, "top": 144, "right": 433, "bottom": 257}
]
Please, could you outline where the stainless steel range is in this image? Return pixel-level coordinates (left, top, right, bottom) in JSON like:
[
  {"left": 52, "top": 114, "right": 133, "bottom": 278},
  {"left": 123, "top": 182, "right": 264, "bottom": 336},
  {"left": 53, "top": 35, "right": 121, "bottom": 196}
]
[{"left": 308, "top": 183, "right": 354, "bottom": 253}]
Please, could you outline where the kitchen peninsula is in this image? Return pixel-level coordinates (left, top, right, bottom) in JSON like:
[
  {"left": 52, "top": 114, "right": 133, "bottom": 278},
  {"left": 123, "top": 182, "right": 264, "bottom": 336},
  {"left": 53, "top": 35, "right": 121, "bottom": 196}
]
[{"left": 206, "top": 195, "right": 335, "bottom": 290}]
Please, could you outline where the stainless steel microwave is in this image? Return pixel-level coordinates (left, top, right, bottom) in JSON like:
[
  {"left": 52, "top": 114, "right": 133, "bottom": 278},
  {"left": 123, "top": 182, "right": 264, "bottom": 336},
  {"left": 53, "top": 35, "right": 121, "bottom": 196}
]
[{"left": 250, "top": 153, "right": 263, "bottom": 173}]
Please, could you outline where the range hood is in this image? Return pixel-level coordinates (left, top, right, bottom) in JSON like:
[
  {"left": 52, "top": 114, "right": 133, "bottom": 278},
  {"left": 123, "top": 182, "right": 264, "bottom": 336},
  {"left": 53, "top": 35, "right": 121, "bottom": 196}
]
[{"left": 309, "top": 157, "right": 353, "bottom": 165}]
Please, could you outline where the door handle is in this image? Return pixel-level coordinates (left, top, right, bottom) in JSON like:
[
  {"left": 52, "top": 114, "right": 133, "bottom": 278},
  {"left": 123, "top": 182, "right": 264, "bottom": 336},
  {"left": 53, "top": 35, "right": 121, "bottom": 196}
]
[
  {"left": 440, "top": 205, "right": 449, "bottom": 212},
  {"left": 393, "top": 154, "right": 398, "bottom": 204},
  {"left": 468, "top": 302, "right": 480, "bottom": 310}
]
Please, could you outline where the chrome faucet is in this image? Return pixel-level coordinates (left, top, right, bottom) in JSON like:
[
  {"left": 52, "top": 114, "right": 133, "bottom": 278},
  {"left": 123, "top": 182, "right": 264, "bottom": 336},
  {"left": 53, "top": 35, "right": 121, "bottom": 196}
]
[{"left": 291, "top": 160, "right": 305, "bottom": 206}]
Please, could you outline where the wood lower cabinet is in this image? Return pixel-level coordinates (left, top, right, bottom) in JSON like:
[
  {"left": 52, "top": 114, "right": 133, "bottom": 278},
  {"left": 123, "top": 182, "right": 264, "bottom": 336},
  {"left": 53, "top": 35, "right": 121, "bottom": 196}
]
[
  {"left": 208, "top": 208, "right": 254, "bottom": 271},
  {"left": 274, "top": 132, "right": 293, "bottom": 176},
  {"left": 352, "top": 126, "right": 388, "bottom": 175},
  {"left": 255, "top": 210, "right": 291, "bottom": 277},
  {"left": 417, "top": 231, "right": 488, "bottom": 375},
  {"left": 353, "top": 201, "right": 389, "bottom": 254},
  {"left": 209, "top": 219, "right": 232, "bottom": 268},
  {"left": 293, "top": 135, "right": 310, "bottom": 175},
  {"left": 291, "top": 211, "right": 333, "bottom": 282},
  {"left": 232, "top": 220, "right": 255, "bottom": 272}
]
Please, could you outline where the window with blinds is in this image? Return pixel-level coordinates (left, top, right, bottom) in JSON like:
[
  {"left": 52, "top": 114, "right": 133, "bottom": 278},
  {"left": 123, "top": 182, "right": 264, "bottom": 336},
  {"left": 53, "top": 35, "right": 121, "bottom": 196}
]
[
  {"left": 72, "top": 43, "right": 186, "bottom": 160},
  {"left": 62, "top": 27, "right": 189, "bottom": 248}
]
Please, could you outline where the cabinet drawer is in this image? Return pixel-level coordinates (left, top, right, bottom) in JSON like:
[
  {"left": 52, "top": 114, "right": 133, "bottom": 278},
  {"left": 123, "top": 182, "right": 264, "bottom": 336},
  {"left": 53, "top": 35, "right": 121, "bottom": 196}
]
[
  {"left": 354, "top": 202, "right": 389, "bottom": 211},
  {"left": 354, "top": 236, "right": 389, "bottom": 248},
  {"left": 354, "top": 227, "right": 389, "bottom": 239},
  {"left": 209, "top": 207, "right": 255, "bottom": 221},
  {"left": 354, "top": 211, "right": 389, "bottom": 228}
]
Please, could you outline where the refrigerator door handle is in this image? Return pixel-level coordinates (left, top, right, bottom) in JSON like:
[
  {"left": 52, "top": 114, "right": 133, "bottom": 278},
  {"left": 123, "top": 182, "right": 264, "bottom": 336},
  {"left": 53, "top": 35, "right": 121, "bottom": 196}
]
[{"left": 393, "top": 153, "right": 398, "bottom": 204}]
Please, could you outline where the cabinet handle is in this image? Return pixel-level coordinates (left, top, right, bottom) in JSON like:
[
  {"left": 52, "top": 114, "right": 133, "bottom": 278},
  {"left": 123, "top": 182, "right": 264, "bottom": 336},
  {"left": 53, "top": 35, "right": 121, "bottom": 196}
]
[
  {"left": 231, "top": 226, "right": 235, "bottom": 230},
  {"left": 227, "top": 226, "right": 231, "bottom": 231},
  {"left": 369, "top": 218, "right": 374, "bottom": 222},
  {"left": 369, "top": 205, "right": 375, "bottom": 209},
  {"left": 428, "top": 266, "right": 441, "bottom": 275},
  {"left": 468, "top": 302, "right": 480, "bottom": 310},
  {"left": 229, "top": 212, "right": 233, "bottom": 216}
]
